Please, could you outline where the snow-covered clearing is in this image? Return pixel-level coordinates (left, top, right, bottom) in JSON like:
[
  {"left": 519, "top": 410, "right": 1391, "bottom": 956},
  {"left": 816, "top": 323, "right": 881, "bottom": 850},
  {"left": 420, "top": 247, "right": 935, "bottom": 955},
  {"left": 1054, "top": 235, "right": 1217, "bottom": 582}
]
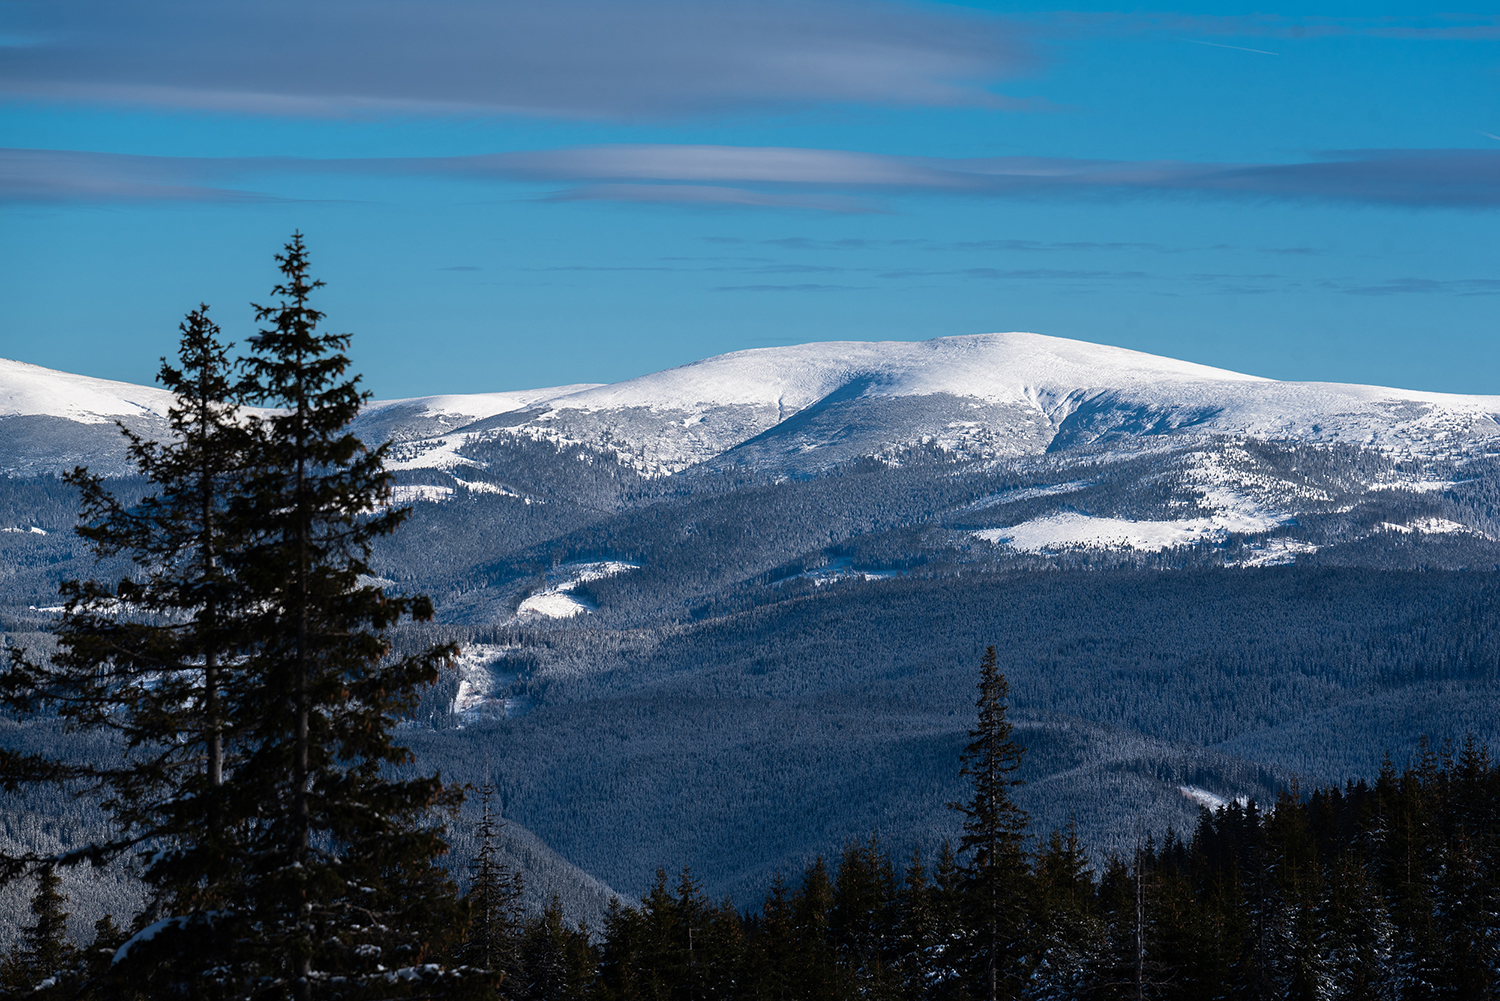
[
  {"left": 453, "top": 477, "right": 535, "bottom": 501},
  {"left": 1178, "top": 785, "right": 1249, "bottom": 811},
  {"left": 1227, "top": 539, "right": 1319, "bottom": 567},
  {"left": 967, "top": 481, "right": 1091, "bottom": 510},
  {"left": 773, "top": 557, "right": 905, "bottom": 587},
  {"left": 388, "top": 484, "right": 454, "bottom": 505},
  {"left": 452, "top": 644, "right": 525, "bottom": 721},
  {"left": 515, "top": 561, "right": 640, "bottom": 620},
  {"left": 384, "top": 432, "right": 489, "bottom": 472},
  {"left": 517, "top": 591, "right": 594, "bottom": 618},
  {"left": 1378, "top": 517, "right": 1478, "bottom": 536},
  {"left": 976, "top": 507, "right": 1284, "bottom": 553}
]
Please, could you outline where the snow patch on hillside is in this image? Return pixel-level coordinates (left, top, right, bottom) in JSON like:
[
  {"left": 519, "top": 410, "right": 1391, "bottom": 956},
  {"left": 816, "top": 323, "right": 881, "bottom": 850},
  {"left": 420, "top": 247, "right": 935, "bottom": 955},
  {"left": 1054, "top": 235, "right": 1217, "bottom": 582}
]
[
  {"left": 452, "top": 644, "right": 524, "bottom": 721},
  {"left": 385, "top": 433, "right": 492, "bottom": 472},
  {"left": 1179, "top": 785, "right": 1249, "bottom": 810},
  {"left": 968, "top": 482, "right": 1091, "bottom": 510},
  {"left": 518, "top": 591, "right": 594, "bottom": 618},
  {"left": 363, "top": 385, "right": 604, "bottom": 422},
  {"left": 1378, "top": 517, "right": 1479, "bottom": 536},
  {"left": 389, "top": 485, "right": 454, "bottom": 505},
  {"left": 515, "top": 561, "right": 641, "bottom": 620},
  {"left": 772, "top": 557, "right": 906, "bottom": 587},
  {"left": 977, "top": 506, "right": 1284, "bottom": 553},
  {"left": 453, "top": 477, "right": 535, "bottom": 500},
  {"left": 1227, "top": 539, "right": 1319, "bottom": 567}
]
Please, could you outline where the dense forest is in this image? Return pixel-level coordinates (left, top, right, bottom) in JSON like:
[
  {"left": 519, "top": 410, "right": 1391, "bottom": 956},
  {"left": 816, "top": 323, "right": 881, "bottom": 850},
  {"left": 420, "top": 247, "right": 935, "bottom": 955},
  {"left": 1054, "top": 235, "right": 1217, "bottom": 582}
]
[
  {"left": 8, "top": 669, "right": 1498, "bottom": 998},
  {"left": 451, "top": 736, "right": 1500, "bottom": 1000}
]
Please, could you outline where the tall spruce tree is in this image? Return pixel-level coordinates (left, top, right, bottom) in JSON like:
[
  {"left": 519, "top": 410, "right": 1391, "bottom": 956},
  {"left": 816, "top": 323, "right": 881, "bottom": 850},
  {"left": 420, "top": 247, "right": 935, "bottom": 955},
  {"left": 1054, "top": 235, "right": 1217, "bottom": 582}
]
[
  {"left": 0, "top": 866, "right": 81, "bottom": 997},
  {"left": 3, "top": 238, "right": 481, "bottom": 998},
  {"left": 947, "top": 646, "right": 1030, "bottom": 1001},
  {"left": 212, "top": 233, "right": 471, "bottom": 997},
  {"left": 464, "top": 779, "right": 525, "bottom": 988},
  {"left": 0, "top": 304, "right": 252, "bottom": 983}
]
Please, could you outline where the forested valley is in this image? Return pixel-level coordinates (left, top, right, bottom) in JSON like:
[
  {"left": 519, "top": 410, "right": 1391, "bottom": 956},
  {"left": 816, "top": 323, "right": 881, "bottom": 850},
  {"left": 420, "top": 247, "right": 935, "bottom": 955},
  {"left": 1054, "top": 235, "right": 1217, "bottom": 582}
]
[{"left": 9, "top": 659, "right": 1500, "bottom": 999}]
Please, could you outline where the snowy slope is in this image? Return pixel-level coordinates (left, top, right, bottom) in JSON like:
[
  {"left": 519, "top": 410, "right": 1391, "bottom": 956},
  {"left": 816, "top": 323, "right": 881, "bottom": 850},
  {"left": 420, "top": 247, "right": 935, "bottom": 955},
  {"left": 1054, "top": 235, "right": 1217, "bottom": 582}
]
[
  {"left": 351, "top": 384, "right": 604, "bottom": 471},
  {"left": 7, "top": 333, "right": 1500, "bottom": 478},
  {"left": 530, "top": 332, "right": 1269, "bottom": 412},
  {"left": 0, "top": 357, "right": 178, "bottom": 424},
  {"left": 365, "top": 332, "right": 1500, "bottom": 475}
]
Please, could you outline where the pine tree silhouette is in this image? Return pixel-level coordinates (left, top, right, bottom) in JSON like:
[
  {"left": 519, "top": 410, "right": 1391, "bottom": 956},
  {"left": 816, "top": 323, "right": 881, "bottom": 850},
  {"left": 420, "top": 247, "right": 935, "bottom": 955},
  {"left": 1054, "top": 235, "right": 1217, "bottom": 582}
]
[
  {"left": 948, "top": 646, "right": 1030, "bottom": 1001},
  {"left": 0, "top": 866, "right": 80, "bottom": 997},
  {"left": 465, "top": 778, "right": 524, "bottom": 989},
  {"left": 2, "top": 236, "right": 486, "bottom": 999}
]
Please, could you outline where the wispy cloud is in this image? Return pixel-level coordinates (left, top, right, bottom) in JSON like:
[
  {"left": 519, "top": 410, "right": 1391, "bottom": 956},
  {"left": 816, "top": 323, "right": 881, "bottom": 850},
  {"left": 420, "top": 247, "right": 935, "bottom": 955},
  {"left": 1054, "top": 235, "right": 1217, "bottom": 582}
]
[
  {"left": 443, "top": 144, "right": 1500, "bottom": 209},
  {"left": 949, "top": 238, "right": 1174, "bottom": 253},
  {"left": 706, "top": 237, "right": 925, "bottom": 250},
  {"left": 711, "top": 283, "right": 871, "bottom": 292},
  {"left": 7, "top": 144, "right": 1499, "bottom": 211},
  {"left": 1051, "top": 12, "right": 1500, "bottom": 42},
  {"left": 0, "top": 147, "right": 282, "bottom": 202},
  {"left": 0, "top": 0, "right": 1033, "bottom": 120},
  {"left": 875, "top": 267, "right": 1151, "bottom": 281},
  {"left": 1341, "top": 278, "right": 1500, "bottom": 297},
  {"left": 543, "top": 182, "right": 881, "bottom": 214}
]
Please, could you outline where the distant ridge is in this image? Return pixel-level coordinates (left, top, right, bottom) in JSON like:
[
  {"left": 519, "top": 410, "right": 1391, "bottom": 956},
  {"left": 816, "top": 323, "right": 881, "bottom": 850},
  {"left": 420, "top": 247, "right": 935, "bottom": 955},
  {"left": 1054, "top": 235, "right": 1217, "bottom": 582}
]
[{"left": 6, "top": 333, "right": 1500, "bottom": 478}]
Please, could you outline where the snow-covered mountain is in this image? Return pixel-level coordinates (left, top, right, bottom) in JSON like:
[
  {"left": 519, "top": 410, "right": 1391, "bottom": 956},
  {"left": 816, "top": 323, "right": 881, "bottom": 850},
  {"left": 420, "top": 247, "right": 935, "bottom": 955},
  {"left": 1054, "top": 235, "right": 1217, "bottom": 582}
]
[
  {"left": 8, "top": 333, "right": 1500, "bottom": 479},
  {"left": 6, "top": 333, "right": 1500, "bottom": 573},
  {"left": 0, "top": 356, "right": 180, "bottom": 424},
  {"left": 353, "top": 332, "right": 1500, "bottom": 477},
  {"left": 0, "top": 357, "right": 184, "bottom": 477}
]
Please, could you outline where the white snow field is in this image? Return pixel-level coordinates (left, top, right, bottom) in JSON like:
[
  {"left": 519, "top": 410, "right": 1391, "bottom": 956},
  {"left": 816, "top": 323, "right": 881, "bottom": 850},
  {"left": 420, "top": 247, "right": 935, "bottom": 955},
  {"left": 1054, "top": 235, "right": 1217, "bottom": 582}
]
[
  {"left": 450, "top": 643, "right": 525, "bottom": 721},
  {"left": 975, "top": 509, "right": 1286, "bottom": 554},
  {"left": 1178, "top": 785, "right": 1250, "bottom": 811},
  {"left": 7, "top": 332, "right": 1500, "bottom": 477},
  {"left": 0, "top": 357, "right": 178, "bottom": 424},
  {"left": 356, "top": 331, "right": 1500, "bottom": 475},
  {"left": 514, "top": 561, "right": 641, "bottom": 620}
]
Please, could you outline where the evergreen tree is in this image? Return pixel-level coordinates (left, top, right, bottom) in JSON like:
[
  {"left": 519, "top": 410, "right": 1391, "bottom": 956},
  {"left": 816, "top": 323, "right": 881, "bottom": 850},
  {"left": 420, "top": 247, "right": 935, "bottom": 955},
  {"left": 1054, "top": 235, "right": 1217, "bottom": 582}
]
[
  {"left": 1322, "top": 854, "right": 1397, "bottom": 1000},
  {"left": 207, "top": 233, "right": 471, "bottom": 997},
  {"left": 948, "top": 646, "right": 1030, "bottom": 1001},
  {"left": 830, "top": 835, "right": 898, "bottom": 995},
  {"left": 520, "top": 895, "right": 596, "bottom": 1001},
  {"left": 793, "top": 856, "right": 851, "bottom": 1001},
  {"left": 892, "top": 847, "right": 938, "bottom": 1000},
  {"left": 0, "top": 866, "right": 80, "bottom": 998},
  {"left": 0, "top": 306, "right": 259, "bottom": 995},
  {"left": 464, "top": 779, "right": 525, "bottom": 990},
  {"left": 83, "top": 915, "right": 128, "bottom": 988},
  {"left": 746, "top": 872, "right": 797, "bottom": 1001},
  {"left": 930, "top": 840, "right": 967, "bottom": 1000},
  {"left": 1, "top": 237, "right": 476, "bottom": 997},
  {"left": 0, "top": 305, "right": 248, "bottom": 907},
  {"left": 1263, "top": 787, "right": 1329, "bottom": 999},
  {"left": 1025, "top": 824, "right": 1098, "bottom": 1000}
]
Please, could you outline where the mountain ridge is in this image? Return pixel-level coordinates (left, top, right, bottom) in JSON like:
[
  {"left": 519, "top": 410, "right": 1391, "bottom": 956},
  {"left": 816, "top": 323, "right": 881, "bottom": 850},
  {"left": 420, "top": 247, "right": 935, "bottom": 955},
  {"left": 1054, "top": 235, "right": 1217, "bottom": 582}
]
[{"left": 9, "top": 332, "right": 1498, "bottom": 480}]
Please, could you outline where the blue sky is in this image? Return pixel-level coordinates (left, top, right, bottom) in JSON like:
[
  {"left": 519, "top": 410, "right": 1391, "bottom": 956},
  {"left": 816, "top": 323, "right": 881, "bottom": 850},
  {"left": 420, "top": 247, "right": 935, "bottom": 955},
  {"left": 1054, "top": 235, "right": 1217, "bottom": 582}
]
[{"left": 1, "top": 1, "right": 1497, "bottom": 398}]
